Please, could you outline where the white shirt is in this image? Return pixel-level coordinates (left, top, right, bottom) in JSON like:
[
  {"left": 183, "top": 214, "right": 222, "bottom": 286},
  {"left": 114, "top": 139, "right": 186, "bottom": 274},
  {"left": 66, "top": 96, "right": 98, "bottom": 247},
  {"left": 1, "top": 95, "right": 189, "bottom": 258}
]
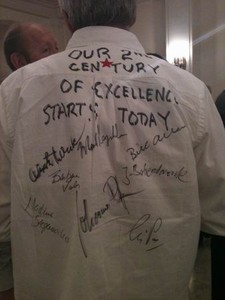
[{"left": 1, "top": 26, "right": 225, "bottom": 300}]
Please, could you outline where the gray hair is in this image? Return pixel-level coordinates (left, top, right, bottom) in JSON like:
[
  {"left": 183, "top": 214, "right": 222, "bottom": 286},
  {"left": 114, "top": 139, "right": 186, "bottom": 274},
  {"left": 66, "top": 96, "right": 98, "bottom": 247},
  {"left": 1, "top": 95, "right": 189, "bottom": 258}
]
[{"left": 58, "top": 0, "right": 136, "bottom": 31}]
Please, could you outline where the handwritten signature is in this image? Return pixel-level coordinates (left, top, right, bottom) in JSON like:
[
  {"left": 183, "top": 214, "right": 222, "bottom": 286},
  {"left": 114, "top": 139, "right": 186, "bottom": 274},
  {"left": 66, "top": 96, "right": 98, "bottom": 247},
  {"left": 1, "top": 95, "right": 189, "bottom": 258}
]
[
  {"left": 29, "top": 123, "right": 126, "bottom": 183},
  {"left": 49, "top": 169, "right": 80, "bottom": 192},
  {"left": 122, "top": 163, "right": 188, "bottom": 185},
  {"left": 153, "top": 125, "right": 186, "bottom": 146},
  {"left": 129, "top": 214, "right": 163, "bottom": 251},
  {"left": 103, "top": 175, "right": 143, "bottom": 214},
  {"left": 24, "top": 196, "right": 70, "bottom": 244},
  {"left": 76, "top": 176, "right": 143, "bottom": 258},
  {"left": 24, "top": 196, "right": 54, "bottom": 218},
  {"left": 75, "top": 190, "right": 110, "bottom": 258},
  {"left": 127, "top": 140, "right": 150, "bottom": 161}
]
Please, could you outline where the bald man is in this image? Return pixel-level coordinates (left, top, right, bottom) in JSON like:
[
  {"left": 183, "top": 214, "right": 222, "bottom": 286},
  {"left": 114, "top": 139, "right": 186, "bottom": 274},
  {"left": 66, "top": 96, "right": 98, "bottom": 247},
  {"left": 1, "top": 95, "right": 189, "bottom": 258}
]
[
  {"left": 3, "top": 22, "right": 59, "bottom": 71},
  {"left": 1, "top": 23, "right": 58, "bottom": 300}
]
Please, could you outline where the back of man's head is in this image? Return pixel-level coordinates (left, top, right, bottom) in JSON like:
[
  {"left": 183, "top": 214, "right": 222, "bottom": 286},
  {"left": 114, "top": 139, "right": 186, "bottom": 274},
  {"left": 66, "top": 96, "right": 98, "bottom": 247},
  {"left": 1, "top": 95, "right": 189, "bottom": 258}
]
[
  {"left": 3, "top": 23, "right": 24, "bottom": 71},
  {"left": 4, "top": 22, "right": 58, "bottom": 71},
  {"left": 58, "top": 0, "right": 136, "bottom": 32}
]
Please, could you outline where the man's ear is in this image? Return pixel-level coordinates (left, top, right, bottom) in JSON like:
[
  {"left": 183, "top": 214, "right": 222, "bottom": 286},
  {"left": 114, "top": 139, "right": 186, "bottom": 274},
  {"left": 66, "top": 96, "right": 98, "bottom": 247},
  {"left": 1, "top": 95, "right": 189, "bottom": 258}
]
[
  {"left": 10, "top": 52, "right": 27, "bottom": 70},
  {"left": 62, "top": 10, "right": 74, "bottom": 34}
]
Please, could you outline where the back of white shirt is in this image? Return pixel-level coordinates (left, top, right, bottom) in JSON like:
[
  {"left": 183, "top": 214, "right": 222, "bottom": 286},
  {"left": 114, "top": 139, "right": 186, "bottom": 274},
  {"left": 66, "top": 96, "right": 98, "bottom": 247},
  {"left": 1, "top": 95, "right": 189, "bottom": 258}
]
[{"left": 1, "top": 27, "right": 225, "bottom": 300}]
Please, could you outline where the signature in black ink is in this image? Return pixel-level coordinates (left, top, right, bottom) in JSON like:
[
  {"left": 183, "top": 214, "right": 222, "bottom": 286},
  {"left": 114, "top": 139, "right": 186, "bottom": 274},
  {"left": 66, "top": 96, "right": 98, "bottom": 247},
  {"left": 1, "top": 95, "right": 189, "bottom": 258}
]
[
  {"left": 129, "top": 214, "right": 163, "bottom": 251},
  {"left": 29, "top": 123, "right": 126, "bottom": 183},
  {"left": 24, "top": 196, "right": 70, "bottom": 244},
  {"left": 49, "top": 169, "right": 80, "bottom": 192},
  {"left": 75, "top": 176, "right": 143, "bottom": 258},
  {"left": 79, "top": 199, "right": 110, "bottom": 234},
  {"left": 29, "top": 125, "right": 85, "bottom": 182},
  {"left": 127, "top": 140, "right": 150, "bottom": 161},
  {"left": 32, "top": 215, "right": 70, "bottom": 244},
  {"left": 24, "top": 196, "right": 54, "bottom": 218},
  {"left": 103, "top": 176, "right": 143, "bottom": 214},
  {"left": 75, "top": 191, "right": 110, "bottom": 258},
  {"left": 77, "top": 123, "right": 127, "bottom": 158},
  {"left": 122, "top": 163, "right": 188, "bottom": 185},
  {"left": 153, "top": 125, "right": 186, "bottom": 146}
]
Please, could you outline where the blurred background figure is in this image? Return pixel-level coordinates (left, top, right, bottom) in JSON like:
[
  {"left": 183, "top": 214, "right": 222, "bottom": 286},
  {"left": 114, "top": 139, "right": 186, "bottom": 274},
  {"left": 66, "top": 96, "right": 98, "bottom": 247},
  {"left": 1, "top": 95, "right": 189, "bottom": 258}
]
[
  {"left": 3, "top": 22, "right": 59, "bottom": 71},
  {"left": 215, "top": 90, "right": 225, "bottom": 127},
  {"left": 0, "top": 22, "right": 58, "bottom": 300}
]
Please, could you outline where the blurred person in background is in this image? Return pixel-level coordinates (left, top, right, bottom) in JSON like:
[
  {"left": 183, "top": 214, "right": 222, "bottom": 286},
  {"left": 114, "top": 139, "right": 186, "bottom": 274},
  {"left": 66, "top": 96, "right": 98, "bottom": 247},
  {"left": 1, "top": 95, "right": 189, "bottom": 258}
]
[
  {"left": 0, "top": 21, "right": 58, "bottom": 300},
  {"left": 3, "top": 22, "right": 59, "bottom": 71}
]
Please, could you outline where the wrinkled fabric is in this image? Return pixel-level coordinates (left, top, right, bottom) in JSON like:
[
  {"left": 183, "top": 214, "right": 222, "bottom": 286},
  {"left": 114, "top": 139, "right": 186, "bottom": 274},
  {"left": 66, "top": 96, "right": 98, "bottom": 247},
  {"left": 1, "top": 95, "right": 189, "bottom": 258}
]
[{"left": 1, "top": 26, "right": 225, "bottom": 300}]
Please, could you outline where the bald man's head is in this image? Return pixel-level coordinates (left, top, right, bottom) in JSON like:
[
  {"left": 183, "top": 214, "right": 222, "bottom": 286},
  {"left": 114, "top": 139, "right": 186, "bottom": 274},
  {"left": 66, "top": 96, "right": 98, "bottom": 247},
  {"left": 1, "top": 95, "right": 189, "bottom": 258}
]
[{"left": 4, "top": 22, "right": 59, "bottom": 71}]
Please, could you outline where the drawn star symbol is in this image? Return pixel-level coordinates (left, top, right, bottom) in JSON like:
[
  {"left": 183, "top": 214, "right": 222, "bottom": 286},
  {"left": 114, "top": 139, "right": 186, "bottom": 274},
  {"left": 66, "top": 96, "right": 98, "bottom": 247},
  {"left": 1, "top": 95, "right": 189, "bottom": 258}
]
[{"left": 100, "top": 58, "right": 113, "bottom": 68}]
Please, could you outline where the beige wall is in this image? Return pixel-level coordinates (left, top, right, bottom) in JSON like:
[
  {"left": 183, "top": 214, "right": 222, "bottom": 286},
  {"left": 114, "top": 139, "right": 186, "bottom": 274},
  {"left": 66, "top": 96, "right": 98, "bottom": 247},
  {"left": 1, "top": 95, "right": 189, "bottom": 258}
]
[
  {"left": 131, "top": 0, "right": 166, "bottom": 57},
  {"left": 192, "top": 0, "right": 225, "bottom": 100},
  {"left": 165, "top": 0, "right": 192, "bottom": 72},
  {"left": 133, "top": 0, "right": 225, "bottom": 101},
  {"left": 0, "top": 0, "right": 70, "bottom": 82}
]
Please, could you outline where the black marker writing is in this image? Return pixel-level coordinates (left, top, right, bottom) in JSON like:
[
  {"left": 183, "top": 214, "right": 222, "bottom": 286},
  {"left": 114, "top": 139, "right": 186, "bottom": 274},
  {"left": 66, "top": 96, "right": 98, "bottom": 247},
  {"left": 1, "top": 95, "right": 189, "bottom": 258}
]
[
  {"left": 153, "top": 125, "right": 186, "bottom": 146},
  {"left": 49, "top": 169, "right": 80, "bottom": 192},
  {"left": 75, "top": 190, "right": 110, "bottom": 258},
  {"left": 76, "top": 123, "right": 127, "bottom": 158},
  {"left": 123, "top": 163, "right": 188, "bottom": 184},
  {"left": 127, "top": 140, "right": 150, "bottom": 161},
  {"left": 69, "top": 62, "right": 101, "bottom": 72},
  {"left": 89, "top": 103, "right": 98, "bottom": 119},
  {"left": 24, "top": 196, "right": 53, "bottom": 218},
  {"left": 24, "top": 196, "right": 70, "bottom": 244},
  {"left": 29, "top": 126, "right": 85, "bottom": 182},
  {"left": 103, "top": 176, "right": 143, "bottom": 214},
  {"left": 121, "top": 49, "right": 152, "bottom": 61},
  {"left": 29, "top": 124, "right": 126, "bottom": 182},
  {"left": 79, "top": 199, "right": 110, "bottom": 233},
  {"left": 129, "top": 214, "right": 163, "bottom": 251},
  {"left": 32, "top": 215, "right": 70, "bottom": 243},
  {"left": 118, "top": 107, "right": 170, "bottom": 130},
  {"left": 43, "top": 102, "right": 86, "bottom": 125},
  {"left": 68, "top": 47, "right": 111, "bottom": 60},
  {"left": 60, "top": 79, "right": 83, "bottom": 93}
]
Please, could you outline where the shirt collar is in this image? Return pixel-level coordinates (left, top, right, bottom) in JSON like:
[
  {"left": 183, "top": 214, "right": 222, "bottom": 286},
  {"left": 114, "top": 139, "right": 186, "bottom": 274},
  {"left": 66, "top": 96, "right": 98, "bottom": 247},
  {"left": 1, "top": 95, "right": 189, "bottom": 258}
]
[{"left": 66, "top": 26, "right": 145, "bottom": 52}]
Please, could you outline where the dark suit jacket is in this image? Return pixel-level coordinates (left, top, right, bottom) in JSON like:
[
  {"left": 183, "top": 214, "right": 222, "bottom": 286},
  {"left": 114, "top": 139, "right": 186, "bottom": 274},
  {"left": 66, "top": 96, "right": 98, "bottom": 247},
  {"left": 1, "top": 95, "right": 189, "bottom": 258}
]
[{"left": 215, "top": 90, "right": 225, "bottom": 127}]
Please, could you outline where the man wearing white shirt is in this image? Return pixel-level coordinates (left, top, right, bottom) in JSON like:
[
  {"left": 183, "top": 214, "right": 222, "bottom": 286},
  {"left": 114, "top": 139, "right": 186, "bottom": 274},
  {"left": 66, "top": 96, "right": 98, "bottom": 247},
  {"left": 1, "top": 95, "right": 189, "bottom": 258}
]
[{"left": 1, "top": 0, "right": 225, "bottom": 299}]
